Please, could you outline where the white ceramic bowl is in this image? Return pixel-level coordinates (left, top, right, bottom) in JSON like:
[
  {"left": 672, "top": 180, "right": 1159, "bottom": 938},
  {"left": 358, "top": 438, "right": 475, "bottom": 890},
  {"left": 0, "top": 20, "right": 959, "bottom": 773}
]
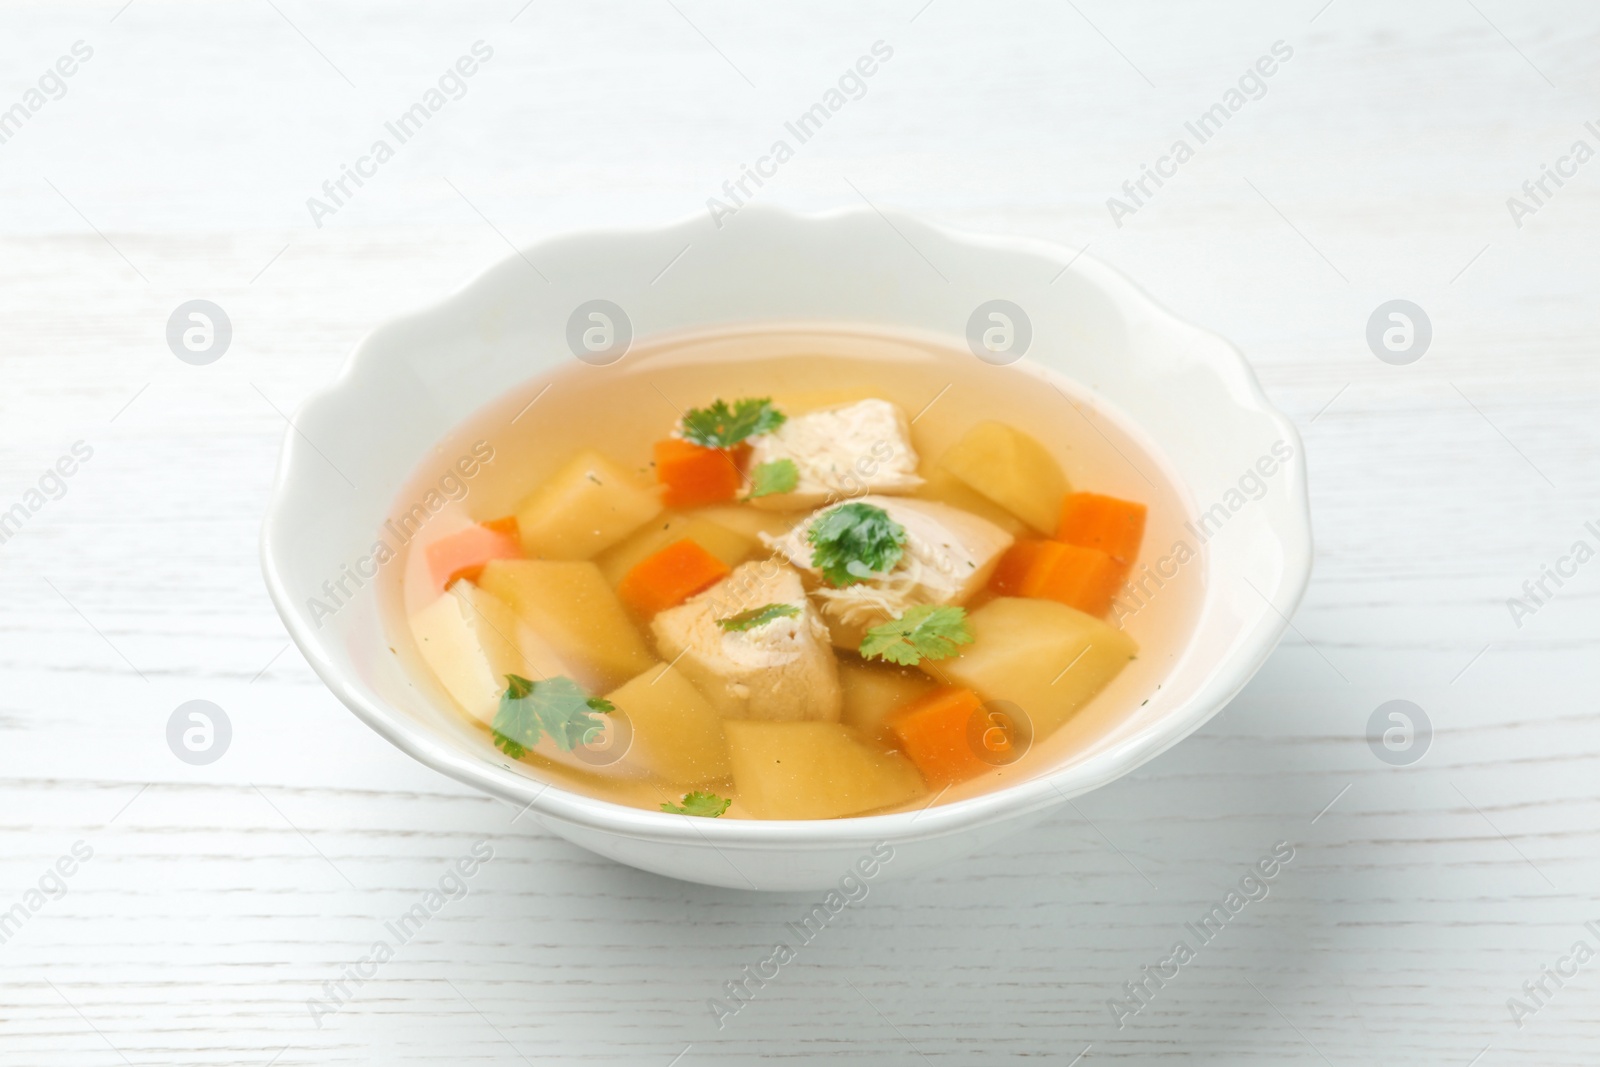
[{"left": 261, "top": 205, "right": 1311, "bottom": 891}]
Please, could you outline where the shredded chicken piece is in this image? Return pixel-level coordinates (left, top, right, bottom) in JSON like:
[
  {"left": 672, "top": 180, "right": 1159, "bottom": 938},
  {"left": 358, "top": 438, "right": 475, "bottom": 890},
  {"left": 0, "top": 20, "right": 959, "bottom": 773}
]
[
  {"left": 746, "top": 399, "right": 922, "bottom": 509},
  {"left": 764, "top": 495, "right": 1014, "bottom": 631},
  {"left": 651, "top": 562, "right": 842, "bottom": 722}
]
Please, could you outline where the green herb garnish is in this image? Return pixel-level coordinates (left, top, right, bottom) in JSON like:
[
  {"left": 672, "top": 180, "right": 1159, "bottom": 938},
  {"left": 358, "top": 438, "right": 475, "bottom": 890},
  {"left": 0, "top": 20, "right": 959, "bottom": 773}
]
[
  {"left": 746, "top": 458, "right": 799, "bottom": 499},
  {"left": 806, "top": 502, "right": 906, "bottom": 587},
  {"left": 718, "top": 602, "right": 802, "bottom": 632},
  {"left": 492, "top": 674, "right": 613, "bottom": 757},
  {"left": 660, "top": 791, "right": 732, "bottom": 817},
  {"left": 859, "top": 605, "right": 973, "bottom": 666},
  {"left": 680, "top": 397, "right": 786, "bottom": 449}
]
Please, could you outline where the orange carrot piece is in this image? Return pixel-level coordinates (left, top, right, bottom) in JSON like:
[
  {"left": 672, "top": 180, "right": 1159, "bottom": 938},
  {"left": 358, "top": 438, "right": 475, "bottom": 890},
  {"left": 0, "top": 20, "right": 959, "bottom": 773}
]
[
  {"left": 653, "top": 439, "right": 749, "bottom": 508},
  {"left": 1057, "top": 492, "right": 1147, "bottom": 565},
  {"left": 888, "top": 687, "right": 1009, "bottom": 786},
  {"left": 990, "top": 540, "right": 1052, "bottom": 596},
  {"left": 425, "top": 518, "right": 522, "bottom": 593},
  {"left": 989, "top": 539, "right": 1124, "bottom": 616},
  {"left": 617, "top": 538, "right": 732, "bottom": 616},
  {"left": 1028, "top": 542, "right": 1124, "bottom": 616}
]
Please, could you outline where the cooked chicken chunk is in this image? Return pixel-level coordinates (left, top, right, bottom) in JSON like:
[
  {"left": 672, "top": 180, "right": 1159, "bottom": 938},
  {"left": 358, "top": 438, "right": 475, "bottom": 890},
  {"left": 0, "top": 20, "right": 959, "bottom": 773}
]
[
  {"left": 764, "top": 495, "right": 1013, "bottom": 643},
  {"left": 651, "top": 561, "right": 842, "bottom": 723},
  {"left": 746, "top": 398, "right": 923, "bottom": 509}
]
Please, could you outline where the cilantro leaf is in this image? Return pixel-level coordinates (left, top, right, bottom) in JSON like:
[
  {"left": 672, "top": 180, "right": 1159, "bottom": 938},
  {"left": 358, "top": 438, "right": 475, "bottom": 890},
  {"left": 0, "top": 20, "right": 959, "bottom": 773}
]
[
  {"left": 859, "top": 605, "right": 973, "bottom": 666},
  {"left": 660, "top": 791, "right": 732, "bottom": 817},
  {"left": 746, "top": 458, "right": 799, "bottom": 499},
  {"left": 806, "top": 502, "right": 906, "bottom": 587},
  {"left": 491, "top": 733, "right": 528, "bottom": 759},
  {"left": 491, "top": 674, "right": 612, "bottom": 756},
  {"left": 718, "top": 602, "right": 802, "bottom": 632},
  {"left": 680, "top": 398, "right": 786, "bottom": 449}
]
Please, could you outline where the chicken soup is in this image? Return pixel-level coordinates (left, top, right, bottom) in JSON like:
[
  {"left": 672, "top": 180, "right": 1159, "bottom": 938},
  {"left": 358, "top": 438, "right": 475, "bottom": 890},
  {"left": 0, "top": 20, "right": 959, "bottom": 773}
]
[{"left": 387, "top": 326, "right": 1201, "bottom": 820}]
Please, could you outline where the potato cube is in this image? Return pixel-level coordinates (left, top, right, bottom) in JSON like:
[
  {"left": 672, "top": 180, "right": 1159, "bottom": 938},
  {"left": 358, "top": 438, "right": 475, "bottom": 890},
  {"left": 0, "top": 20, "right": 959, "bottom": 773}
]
[
  {"left": 407, "top": 582, "right": 568, "bottom": 725},
  {"left": 725, "top": 721, "right": 926, "bottom": 819},
  {"left": 477, "top": 559, "right": 653, "bottom": 691},
  {"left": 691, "top": 504, "right": 801, "bottom": 541},
  {"left": 838, "top": 659, "right": 937, "bottom": 740},
  {"left": 595, "top": 511, "right": 756, "bottom": 587},
  {"left": 515, "top": 449, "right": 663, "bottom": 560},
  {"left": 924, "top": 597, "right": 1135, "bottom": 742},
  {"left": 603, "top": 664, "right": 731, "bottom": 786},
  {"left": 938, "top": 422, "right": 1068, "bottom": 533},
  {"left": 914, "top": 466, "right": 1028, "bottom": 537}
]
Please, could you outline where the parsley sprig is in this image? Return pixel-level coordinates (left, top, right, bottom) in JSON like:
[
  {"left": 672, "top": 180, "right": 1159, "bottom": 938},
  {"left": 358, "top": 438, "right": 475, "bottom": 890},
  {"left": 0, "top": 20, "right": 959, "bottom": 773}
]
[
  {"left": 491, "top": 674, "right": 614, "bottom": 758},
  {"left": 746, "top": 458, "right": 799, "bottom": 499},
  {"left": 717, "top": 602, "right": 802, "bottom": 632},
  {"left": 680, "top": 397, "right": 786, "bottom": 449},
  {"left": 859, "top": 605, "right": 973, "bottom": 666},
  {"left": 806, "top": 502, "right": 907, "bottom": 587},
  {"left": 660, "top": 791, "right": 732, "bottom": 817}
]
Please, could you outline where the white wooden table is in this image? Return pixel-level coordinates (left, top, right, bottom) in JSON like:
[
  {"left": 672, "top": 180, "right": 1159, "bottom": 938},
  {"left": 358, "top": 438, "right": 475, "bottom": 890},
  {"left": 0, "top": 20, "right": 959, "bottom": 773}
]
[{"left": 3, "top": 1, "right": 1597, "bottom": 1063}]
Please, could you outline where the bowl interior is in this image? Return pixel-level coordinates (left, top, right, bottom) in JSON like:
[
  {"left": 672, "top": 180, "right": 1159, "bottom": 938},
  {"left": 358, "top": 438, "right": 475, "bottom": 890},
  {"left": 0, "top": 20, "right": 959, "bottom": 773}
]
[{"left": 261, "top": 206, "right": 1309, "bottom": 843}]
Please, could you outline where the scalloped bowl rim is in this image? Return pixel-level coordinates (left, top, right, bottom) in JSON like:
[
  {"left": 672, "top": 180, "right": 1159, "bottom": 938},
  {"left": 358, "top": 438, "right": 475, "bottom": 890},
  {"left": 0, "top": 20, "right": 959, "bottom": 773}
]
[{"left": 261, "top": 204, "right": 1312, "bottom": 851}]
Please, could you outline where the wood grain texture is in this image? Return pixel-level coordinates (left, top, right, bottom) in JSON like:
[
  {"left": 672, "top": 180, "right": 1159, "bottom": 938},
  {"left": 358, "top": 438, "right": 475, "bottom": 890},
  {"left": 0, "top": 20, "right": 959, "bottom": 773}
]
[{"left": 2, "top": 0, "right": 1599, "bottom": 1063}]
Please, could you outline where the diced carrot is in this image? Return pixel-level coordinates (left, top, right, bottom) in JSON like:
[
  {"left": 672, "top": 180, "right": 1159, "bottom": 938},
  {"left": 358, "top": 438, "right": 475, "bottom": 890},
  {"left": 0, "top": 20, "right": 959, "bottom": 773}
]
[
  {"left": 1057, "top": 492, "right": 1147, "bottom": 565},
  {"left": 425, "top": 518, "right": 522, "bottom": 593},
  {"left": 1030, "top": 542, "right": 1125, "bottom": 616},
  {"left": 989, "top": 539, "right": 1124, "bottom": 616},
  {"left": 990, "top": 540, "right": 1052, "bottom": 597},
  {"left": 653, "top": 438, "right": 749, "bottom": 508},
  {"left": 616, "top": 538, "right": 732, "bottom": 616},
  {"left": 888, "top": 686, "right": 1010, "bottom": 786}
]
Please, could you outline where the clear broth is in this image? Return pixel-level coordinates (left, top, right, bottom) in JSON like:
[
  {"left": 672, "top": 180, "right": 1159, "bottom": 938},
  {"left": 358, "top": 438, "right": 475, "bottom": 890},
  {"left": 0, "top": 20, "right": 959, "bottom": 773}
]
[{"left": 382, "top": 324, "right": 1204, "bottom": 816}]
